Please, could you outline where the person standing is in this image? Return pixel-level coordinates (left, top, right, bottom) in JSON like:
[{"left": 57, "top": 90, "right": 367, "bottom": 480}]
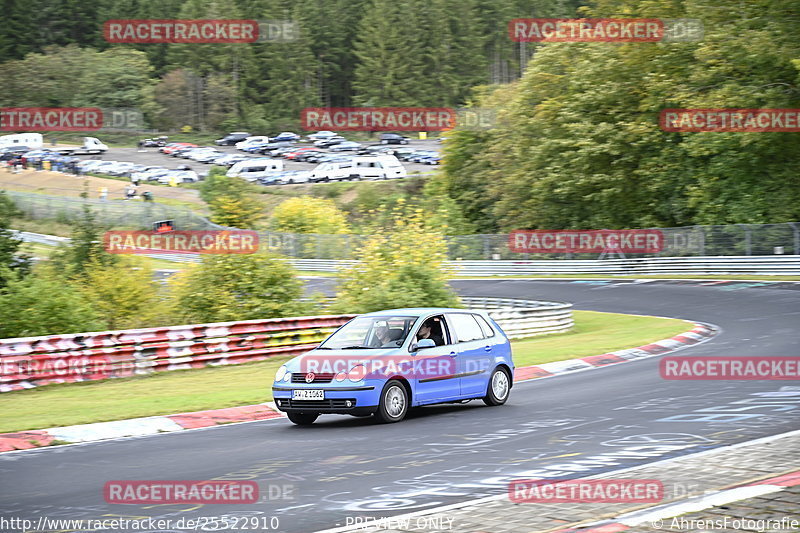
[{"left": 99, "top": 187, "right": 108, "bottom": 201}]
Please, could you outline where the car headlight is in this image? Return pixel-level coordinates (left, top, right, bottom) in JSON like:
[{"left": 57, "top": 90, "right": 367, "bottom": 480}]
[
  {"left": 275, "top": 365, "right": 288, "bottom": 382},
  {"left": 348, "top": 364, "right": 366, "bottom": 382},
  {"left": 335, "top": 371, "right": 346, "bottom": 382}
]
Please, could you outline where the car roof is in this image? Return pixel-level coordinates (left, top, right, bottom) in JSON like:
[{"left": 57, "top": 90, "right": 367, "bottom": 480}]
[{"left": 360, "top": 308, "right": 483, "bottom": 317}]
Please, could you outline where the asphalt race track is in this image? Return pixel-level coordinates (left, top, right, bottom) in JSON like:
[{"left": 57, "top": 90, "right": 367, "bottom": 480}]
[{"left": 1, "top": 280, "right": 798, "bottom": 532}]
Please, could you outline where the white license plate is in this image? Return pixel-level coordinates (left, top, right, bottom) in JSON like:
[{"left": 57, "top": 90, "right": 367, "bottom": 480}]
[{"left": 293, "top": 389, "right": 324, "bottom": 400}]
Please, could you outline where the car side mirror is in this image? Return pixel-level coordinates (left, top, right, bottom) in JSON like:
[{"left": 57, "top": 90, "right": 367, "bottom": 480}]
[{"left": 416, "top": 338, "right": 436, "bottom": 350}]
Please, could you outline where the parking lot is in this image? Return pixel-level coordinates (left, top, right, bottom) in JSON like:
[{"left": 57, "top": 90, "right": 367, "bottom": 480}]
[{"left": 78, "top": 137, "right": 444, "bottom": 183}]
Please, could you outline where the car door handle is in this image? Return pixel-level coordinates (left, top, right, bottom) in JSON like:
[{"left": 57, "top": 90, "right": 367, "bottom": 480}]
[
  {"left": 484, "top": 345, "right": 492, "bottom": 352},
  {"left": 448, "top": 352, "right": 457, "bottom": 357}
]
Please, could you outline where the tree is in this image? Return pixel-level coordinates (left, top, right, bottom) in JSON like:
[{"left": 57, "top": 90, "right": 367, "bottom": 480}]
[
  {"left": 333, "top": 205, "right": 460, "bottom": 313},
  {"left": 270, "top": 196, "right": 350, "bottom": 234},
  {"left": 78, "top": 258, "right": 171, "bottom": 330},
  {"left": 0, "top": 268, "right": 106, "bottom": 338},
  {"left": 169, "top": 251, "right": 309, "bottom": 323},
  {"left": 50, "top": 202, "right": 117, "bottom": 279},
  {"left": 0, "top": 191, "right": 31, "bottom": 288},
  {"left": 200, "top": 168, "right": 264, "bottom": 228}
]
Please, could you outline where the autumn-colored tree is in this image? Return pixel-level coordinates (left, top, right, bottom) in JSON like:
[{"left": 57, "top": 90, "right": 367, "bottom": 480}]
[
  {"left": 333, "top": 203, "right": 459, "bottom": 313},
  {"left": 79, "top": 258, "right": 171, "bottom": 330},
  {"left": 169, "top": 251, "right": 310, "bottom": 323},
  {"left": 270, "top": 196, "right": 350, "bottom": 234},
  {"left": 200, "top": 168, "right": 264, "bottom": 228}
]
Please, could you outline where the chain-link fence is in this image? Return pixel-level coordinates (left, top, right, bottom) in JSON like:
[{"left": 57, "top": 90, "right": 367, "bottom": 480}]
[
  {"left": 7, "top": 191, "right": 222, "bottom": 231},
  {"left": 260, "top": 223, "right": 800, "bottom": 260},
  {"left": 6, "top": 191, "right": 798, "bottom": 259}
]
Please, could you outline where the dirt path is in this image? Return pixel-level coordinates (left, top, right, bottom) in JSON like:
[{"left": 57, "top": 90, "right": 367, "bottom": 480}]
[{"left": 0, "top": 169, "right": 204, "bottom": 206}]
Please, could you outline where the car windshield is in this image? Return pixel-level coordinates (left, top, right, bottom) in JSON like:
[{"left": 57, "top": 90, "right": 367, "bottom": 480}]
[{"left": 319, "top": 315, "right": 417, "bottom": 349}]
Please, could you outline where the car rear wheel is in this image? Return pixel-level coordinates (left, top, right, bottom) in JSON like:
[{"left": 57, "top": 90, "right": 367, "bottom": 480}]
[
  {"left": 483, "top": 367, "right": 510, "bottom": 406},
  {"left": 375, "top": 380, "right": 408, "bottom": 423},
  {"left": 287, "top": 412, "right": 319, "bottom": 425}
]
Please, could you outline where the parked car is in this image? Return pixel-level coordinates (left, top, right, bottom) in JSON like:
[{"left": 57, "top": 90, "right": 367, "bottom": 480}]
[
  {"left": 257, "top": 142, "right": 294, "bottom": 155},
  {"left": 272, "top": 132, "right": 300, "bottom": 142},
  {"left": 242, "top": 142, "right": 271, "bottom": 153},
  {"left": 275, "top": 170, "right": 312, "bottom": 184},
  {"left": 190, "top": 150, "right": 224, "bottom": 163},
  {"left": 156, "top": 170, "right": 200, "bottom": 184},
  {"left": 421, "top": 154, "right": 441, "bottom": 165},
  {"left": 283, "top": 147, "right": 318, "bottom": 160},
  {"left": 161, "top": 143, "right": 197, "bottom": 155},
  {"left": 139, "top": 136, "right": 169, "bottom": 147},
  {"left": 131, "top": 167, "right": 169, "bottom": 182},
  {"left": 271, "top": 308, "right": 514, "bottom": 424},
  {"left": 409, "top": 151, "right": 439, "bottom": 164},
  {"left": 294, "top": 150, "right": 325, "bottom": 162},
  {"left": 329, "top": 141, "right": 363, "bottom": 152},
  {"left": 307, "top": 131, "right": 338, "bottom": 141},
  {"left": 389, "top": 147, "right": 417, "bottom": 159},
  {"left": 227, "top": 158, "right": 285, "bottom": 181},
  {"left": 211, "top": 154, "right": 251, "bottom": 167},
  {"left": 235, "top": 136, "right": 270, "bottom": 150},
  {"left": 357, "top": 145, "right": 396, "bottom": 156},
  {"left": 104, "top": 161, "right": 137, "bottom": 176},
  {"left": 314, "top": 136, "right": 346, "bottom": 148},
  {"left": 380, "top": 133, "right": 410, "bottom": 145},
  {"left": 309, "top": 155, "right": 406, "bottom": 182},
  {"left": 215, "top": 132, "right": 251, "bottom": 146}
]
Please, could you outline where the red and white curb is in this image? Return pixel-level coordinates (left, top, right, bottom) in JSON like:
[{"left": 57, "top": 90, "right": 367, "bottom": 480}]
[
  {"left": 0, "top": 323, "right": 716, "bottom": 453},
  {"left": 554, "top": 469, "right": 800, "bottom": 533},
  {"left": 514, "top": 322, "right": 717, "bottom": 382},
  {"left": 0, "top": 403, "right": 283, "bottom": 452}
]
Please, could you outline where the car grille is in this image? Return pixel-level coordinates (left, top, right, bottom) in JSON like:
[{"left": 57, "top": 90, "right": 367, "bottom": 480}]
[
  {"left": 280, "top": 399, "right": 356, "bottom": 409},
  {"left": 291, "top": 372, "right": 335, "bottom": 383}
]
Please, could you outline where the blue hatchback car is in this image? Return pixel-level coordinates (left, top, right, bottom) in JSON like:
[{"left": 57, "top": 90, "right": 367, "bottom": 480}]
[{"left": 272, "top": 308, "right": 514, "bottom": 425}]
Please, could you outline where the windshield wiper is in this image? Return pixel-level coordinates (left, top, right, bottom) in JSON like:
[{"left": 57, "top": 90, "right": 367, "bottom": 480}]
[{"left": 329, "top": 345, "right": 372, "bottom": 350}]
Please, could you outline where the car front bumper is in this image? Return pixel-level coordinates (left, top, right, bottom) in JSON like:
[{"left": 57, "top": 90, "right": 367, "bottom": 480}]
[{"left": 272, "top": 385, "right": 379, "bottom": 415}]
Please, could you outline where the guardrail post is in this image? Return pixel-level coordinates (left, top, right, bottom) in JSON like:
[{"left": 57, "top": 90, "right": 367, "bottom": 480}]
[
  {"left": 791, "top": 222, "right": 800, "bottom": 256},
  {"left": 694, "top": 225, "right": 705, "bottom": 256},
  {"left": 737, "top": 224, "right": 752, "bottom": 256}
]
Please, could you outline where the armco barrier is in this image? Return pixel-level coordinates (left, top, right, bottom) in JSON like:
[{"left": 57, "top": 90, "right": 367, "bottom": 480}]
[
  {"left": 463, "top": 298, "right": 574, "bottom": 339},
  {"left": 0, "top": 315, "right": 354, "bottom": 392},
  {"left": 0, "top": 299, "right": 572, "bottom": 392},
  {"left": 286, "top": 256, "right": 800, "bottom": 275}
]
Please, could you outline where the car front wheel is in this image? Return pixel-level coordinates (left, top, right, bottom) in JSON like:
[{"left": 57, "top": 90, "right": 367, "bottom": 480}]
[
  {"left": 483, "top": 367, "right": 510, "bottom": 406},
  {"left": 375, "top": 380, "right": 408, "bottom": 423},
  {"left": 287, "top": 412, "right": 319, "bottom": 425}
]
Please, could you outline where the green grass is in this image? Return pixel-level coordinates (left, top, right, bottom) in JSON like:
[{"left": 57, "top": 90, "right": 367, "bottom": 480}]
[
  {"left": 0, "top": 310, "right": 690, "bottom": 432},
  {"left": 512, "top": 310, "right": 690, "bottom": 366},
  {"left": 0, "top": 357, "right": 289, "bottom": 433}
]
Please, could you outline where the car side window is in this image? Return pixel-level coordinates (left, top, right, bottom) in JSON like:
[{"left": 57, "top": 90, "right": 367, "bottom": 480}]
[
  {"left": 473, "top": 314, "right": 495, "bottom": 338},
  {"left": 447, "top": 313, "right": 485, "bottom": 343}
]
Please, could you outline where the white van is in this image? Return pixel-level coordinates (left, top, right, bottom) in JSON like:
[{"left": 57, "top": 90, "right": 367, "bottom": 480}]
[
  {"left": 226, "top": 158, "right": 284, "bottom": 181},
  {"left": 0, "top": 133, "right": 44, "bottom": 150},
  {"left": 310, "top": 155, "right": 407, "bottom": 182}
]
